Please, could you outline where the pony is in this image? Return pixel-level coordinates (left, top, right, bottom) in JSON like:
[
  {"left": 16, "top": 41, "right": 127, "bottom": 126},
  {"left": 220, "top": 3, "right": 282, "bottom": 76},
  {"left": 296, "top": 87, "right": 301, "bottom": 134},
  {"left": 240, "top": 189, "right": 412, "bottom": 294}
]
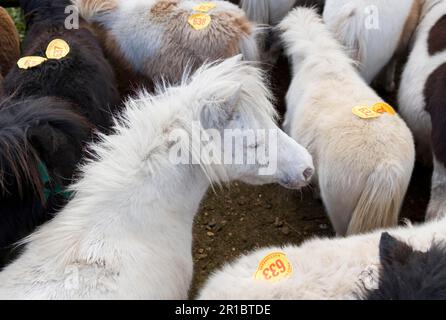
[
  {"left": 0, "top": 0, "right": 120, "bottom": 267},
  {"left": 281, "top": 8, "right": 415, "bottom": 236},
  {"left": 0, "top": 7, "right": 20, "bottom": 77},
  {"left": 0, "top": 97, "right": 90, "bottom": 268},
  {"left": 233, "top": 0, "right": 325, "bottom": 64},
  {"left": 238, "top": 0, "right": 325, "bottom": 25},
  {"left": 398, "top": 0, "right": 446, "bottom": 221},
  {"left": 323, "top": 0, "right": 422, "bottom": 85},
  {"left": 72, "top": 0, "right": 259, "bottom": 94},
  {"left": 0, "top": 56, "right": 314, "bottom": 299},
  {"left": 359, "top": 232, "right": 446, "bottom": 300},
  {"left": 198, "top": 212, "right": 446, "bottom": 300},
  {"left": 5, "top": 0, "right": 120, "bottom": 131}
]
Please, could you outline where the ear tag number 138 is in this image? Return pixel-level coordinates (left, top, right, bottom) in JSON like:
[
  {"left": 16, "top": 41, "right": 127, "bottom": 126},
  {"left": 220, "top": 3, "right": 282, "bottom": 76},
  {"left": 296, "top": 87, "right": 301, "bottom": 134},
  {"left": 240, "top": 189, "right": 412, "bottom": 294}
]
[{"left": 254, "top": 252, "right": 293, "bottom": 282}]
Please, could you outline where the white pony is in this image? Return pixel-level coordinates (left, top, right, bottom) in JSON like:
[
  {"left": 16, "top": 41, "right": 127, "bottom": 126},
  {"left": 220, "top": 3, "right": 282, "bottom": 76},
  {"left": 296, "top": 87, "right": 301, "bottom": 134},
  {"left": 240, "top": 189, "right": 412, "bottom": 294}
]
[
  {"left": 0, "top": 56, "right": 314, "bottom": 300},
  {"left": 237, "top": 0, "right": 325, "bottom": 63},
  {"left": 198, "top": 211, "right": 446, "bottom": 299},
  {"left": 73, "top": 0, "right": 259, "bottom": 87},
  {"left": 323, "top": 0, "right": 422, "bottom": 84},
  {"left": 239, "top": 0, "right": 297, "bottom": 25},
  {"left": 398, "top": 0, "right": 446, "bottom": 220},
  {"left": 282, "top": 8, "right": 415, "bottom": 236}
]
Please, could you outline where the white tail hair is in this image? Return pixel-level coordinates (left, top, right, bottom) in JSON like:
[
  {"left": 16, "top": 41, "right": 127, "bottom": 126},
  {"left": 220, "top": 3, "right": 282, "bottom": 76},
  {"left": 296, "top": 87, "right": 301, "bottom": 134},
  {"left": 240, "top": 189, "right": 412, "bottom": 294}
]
[
  {"left": 240, "top": 0, "right": 297, "bottom": 25},
  {"left": 322, "top": 2, "right": 366, "bottom": 63},
  {"left": 240, "top": 0, "right": 270, "bottom": 24},
  {"left": 71, "top": 0, "right": 116, "bottom": 21},
  {"left": 347, "top": 163, "right": 410, "bottom": 235},
  {"left": 239, "top": 28, "right": 262, "bottom": 62},
  {"left": 279, "top": 7, "right": 353, "bottom": 66}
]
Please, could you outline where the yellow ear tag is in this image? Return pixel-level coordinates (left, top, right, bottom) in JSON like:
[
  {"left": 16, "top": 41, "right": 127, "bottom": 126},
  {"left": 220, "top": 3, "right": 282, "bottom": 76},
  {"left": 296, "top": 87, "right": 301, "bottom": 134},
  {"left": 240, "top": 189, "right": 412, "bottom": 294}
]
[
  {"left": 46, "top": 39, "right": 70, "bottom": 60},
  {"left": 372, "top": 102, "right": 397, "bottom": 116},
  {"left": 254, "top": 252, "right": 293, "bottom": 282},
  {"left": 193, "top": 2, "right": 217, "bottom": 12},
  {"left": 17, "top": 56, "right": 48, "bottom": 69},
  {"left": 188, "top": 13, "right": 212, "bottom": 30},
  {"left": 352, "top": 106, "right": 381, "bottom": 119}
]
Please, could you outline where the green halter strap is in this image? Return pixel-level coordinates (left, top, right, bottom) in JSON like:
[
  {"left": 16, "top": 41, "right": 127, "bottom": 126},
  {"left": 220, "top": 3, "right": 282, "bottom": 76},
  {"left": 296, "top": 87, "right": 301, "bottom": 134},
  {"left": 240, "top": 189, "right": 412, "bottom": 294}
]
[{"left": 37, "top": 161, "right": 73, "bottom": 202}]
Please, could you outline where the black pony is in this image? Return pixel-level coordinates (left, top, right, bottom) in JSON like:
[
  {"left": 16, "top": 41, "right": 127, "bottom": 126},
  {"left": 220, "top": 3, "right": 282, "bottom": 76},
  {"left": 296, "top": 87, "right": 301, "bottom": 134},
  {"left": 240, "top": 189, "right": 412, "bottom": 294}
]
[
  {"left": 360, "top": 232, "right": 446, "bottom": 300},
  {"left": 0, "top": 0, "right": 120, "bottom": 267},
  {"left": 0, "top": 97, "right": 90, "bottom": 266},
  {"left": 5, "top": 0, "right": 120, "bottom": 130}
]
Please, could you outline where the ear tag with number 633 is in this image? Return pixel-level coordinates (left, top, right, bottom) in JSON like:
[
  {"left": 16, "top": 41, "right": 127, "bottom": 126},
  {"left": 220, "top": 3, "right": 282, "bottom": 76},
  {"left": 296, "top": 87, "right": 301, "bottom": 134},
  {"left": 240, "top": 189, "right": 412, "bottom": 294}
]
[{"left": 254, "top": 252, "right": 293, "bottom": 282}]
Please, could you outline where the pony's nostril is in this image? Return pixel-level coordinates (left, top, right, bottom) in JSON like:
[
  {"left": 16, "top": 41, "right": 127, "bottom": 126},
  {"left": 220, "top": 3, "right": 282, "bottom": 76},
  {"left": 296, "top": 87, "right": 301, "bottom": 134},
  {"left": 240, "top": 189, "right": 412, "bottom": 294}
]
[{"left": 303, "top": 168, "right": 314, "bottom": 181}]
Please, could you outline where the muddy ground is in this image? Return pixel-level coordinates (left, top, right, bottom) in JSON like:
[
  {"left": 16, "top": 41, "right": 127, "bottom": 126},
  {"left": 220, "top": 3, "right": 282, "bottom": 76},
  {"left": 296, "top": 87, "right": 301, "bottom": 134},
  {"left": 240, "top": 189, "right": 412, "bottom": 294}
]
[{"left": 189, "top": 56, "right": 432, "bottom": 298}]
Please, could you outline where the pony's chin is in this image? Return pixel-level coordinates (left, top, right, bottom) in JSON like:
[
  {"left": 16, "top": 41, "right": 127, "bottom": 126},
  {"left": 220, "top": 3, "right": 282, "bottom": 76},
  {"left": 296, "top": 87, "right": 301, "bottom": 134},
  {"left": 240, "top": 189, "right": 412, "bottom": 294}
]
[{"left": 278, "top": 180, "right": 308, "bottom": 190}]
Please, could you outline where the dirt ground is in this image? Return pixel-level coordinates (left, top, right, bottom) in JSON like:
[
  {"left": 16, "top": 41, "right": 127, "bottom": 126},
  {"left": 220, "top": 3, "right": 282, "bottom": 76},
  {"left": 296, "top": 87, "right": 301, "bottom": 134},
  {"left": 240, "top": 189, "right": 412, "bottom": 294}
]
[{"left": 189, "top": 55, "right": 433, "bottom": 298}]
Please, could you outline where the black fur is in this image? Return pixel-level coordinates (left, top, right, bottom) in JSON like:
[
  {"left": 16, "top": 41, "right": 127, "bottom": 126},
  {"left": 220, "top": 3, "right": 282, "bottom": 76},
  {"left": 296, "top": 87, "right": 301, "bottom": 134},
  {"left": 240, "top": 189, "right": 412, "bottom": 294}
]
[
  {"left": 360, "top": 232, "right": 446, "bottom": 300},
  {"left": 0, "top": 97, "right": 90, "bottom": 267},
  {"left": 0, "top": 0, "right": 120, "bottom": 267},
  {"left": 5, "top": 0, "right": 120, "bottom": 131},
  {"left": 425, "top": 63, "right": 446, "bottom": 167}
]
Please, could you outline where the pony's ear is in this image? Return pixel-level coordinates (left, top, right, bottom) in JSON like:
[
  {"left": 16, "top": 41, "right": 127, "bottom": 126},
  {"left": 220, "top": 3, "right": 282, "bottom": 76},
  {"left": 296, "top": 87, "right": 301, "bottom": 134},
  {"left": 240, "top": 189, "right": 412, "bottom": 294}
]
[
  {"left": 379, "top": 232, "right": 414, "bottom": 266},
  {"left": 200, "top": 83, "right": 242, "bottom": 130}
]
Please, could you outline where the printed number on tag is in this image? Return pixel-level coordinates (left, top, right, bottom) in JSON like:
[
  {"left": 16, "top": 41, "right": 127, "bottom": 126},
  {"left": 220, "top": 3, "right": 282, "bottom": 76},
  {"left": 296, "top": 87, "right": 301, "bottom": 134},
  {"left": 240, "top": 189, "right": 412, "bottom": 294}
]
[
  {"left": 352, "top": 106, "right": 381, "bottom": 119},
  {"left": 254, "top": 252, "right": 293, "bottom": 282},
  {"left": 17, "top": 56, "right": 47, "bottom": 69},
  {"left": 188, "top": 13, "right": 212, "bottom": 30},
  {"left": 193, "top": 2, "right": 217, "bottom": 12},
  {"left": 46, "top": 39, "right": 70, "bottom": 60}
]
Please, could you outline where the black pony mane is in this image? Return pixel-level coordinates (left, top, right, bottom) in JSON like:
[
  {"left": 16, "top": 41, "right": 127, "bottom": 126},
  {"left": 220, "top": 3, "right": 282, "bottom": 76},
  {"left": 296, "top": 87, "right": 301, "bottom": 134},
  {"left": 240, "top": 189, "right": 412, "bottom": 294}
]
[
  {"left": 0, "top": 96, "right": 90, "bottom": 200},
  {"left": 360, "top": 232, "right": 446, "bottom": 300}
]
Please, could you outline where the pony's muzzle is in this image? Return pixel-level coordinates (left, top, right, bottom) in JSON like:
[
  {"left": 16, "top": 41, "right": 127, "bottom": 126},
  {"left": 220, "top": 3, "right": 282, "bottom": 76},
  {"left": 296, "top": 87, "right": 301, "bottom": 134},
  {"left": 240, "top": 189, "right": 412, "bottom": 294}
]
[{"left": 279, "top": 166, "right": 314, "bottom": 190}]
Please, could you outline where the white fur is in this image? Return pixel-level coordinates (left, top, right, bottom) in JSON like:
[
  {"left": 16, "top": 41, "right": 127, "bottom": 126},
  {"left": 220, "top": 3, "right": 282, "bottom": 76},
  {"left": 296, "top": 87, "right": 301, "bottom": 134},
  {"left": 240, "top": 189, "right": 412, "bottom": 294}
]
[
  {"left": 323, "top": 0, "right": 417, "bottom": 83},
  {"left": 427, "top": 157, "right": 446, "bottom": 220},
  {"left": 73, "top": 0, "right": 260, "bottom": 81},
  {"left": 281, "top": 8, "right": 415, "bottom": 236},
  {"left": 398, "top": 0, "right": 446, "bottom": 164},
  {"left": 0, "top": 56, "right": 314, "bottom": 299},
  {"left": 240, "top": 0, "right": 296, "bottom": 25},
  {"left": 198, "top": 216, "right": 446, "bottom": 299}
]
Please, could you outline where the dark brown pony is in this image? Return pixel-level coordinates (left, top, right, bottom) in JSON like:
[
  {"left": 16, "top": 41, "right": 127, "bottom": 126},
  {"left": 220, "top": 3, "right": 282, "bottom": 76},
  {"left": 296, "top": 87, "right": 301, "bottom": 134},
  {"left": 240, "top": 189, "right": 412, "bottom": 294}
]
[{"left": 0, "top": 7, "right": 20, "bottom": 78}]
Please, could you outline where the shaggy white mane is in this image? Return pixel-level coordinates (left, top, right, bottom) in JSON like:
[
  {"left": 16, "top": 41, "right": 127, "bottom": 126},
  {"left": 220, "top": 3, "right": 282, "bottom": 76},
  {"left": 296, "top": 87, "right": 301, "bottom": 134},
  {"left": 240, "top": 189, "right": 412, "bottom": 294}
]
[{"left": 18, "top": 56, "right": 275, "bottom": 248}]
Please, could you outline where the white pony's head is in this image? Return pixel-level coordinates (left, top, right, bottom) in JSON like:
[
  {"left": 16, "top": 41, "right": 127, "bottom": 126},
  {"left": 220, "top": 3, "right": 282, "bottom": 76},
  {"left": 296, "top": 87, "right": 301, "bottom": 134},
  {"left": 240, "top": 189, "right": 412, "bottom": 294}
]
[{"left": 172, "top": 55, "right": 314, "bottom": 189}]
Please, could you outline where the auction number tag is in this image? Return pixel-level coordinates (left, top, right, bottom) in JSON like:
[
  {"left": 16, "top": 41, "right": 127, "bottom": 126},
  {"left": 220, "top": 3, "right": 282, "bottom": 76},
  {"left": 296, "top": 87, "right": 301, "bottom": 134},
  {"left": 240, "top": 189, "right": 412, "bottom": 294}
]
[
  {"left": 193, "top": 2, "right": 217, "bottom": 12},
  {"left": 46, "top": 39, "right": 70, "bottom": 60},
  {"left": 352, "top": 106, "right": 381, "bottom": 119},
  {"left": 188, "top": 13, "right": 212, "bottom": 30},
  {"left": 372, "top": 102, "right": 396, "bottom": 115},
  {"left": 254, "top": 252, "right": 293, "bottom": 282},
  {"left": 17, "top": 56, "right": 47, "bottom": 69}
]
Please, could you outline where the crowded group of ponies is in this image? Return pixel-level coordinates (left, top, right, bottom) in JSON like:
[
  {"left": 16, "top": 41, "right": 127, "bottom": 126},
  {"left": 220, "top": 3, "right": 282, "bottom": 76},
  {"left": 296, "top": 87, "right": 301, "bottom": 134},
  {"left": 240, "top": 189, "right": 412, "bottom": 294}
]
[{"left": 0, "top": 0, "right": 444, "bottom": 299}]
